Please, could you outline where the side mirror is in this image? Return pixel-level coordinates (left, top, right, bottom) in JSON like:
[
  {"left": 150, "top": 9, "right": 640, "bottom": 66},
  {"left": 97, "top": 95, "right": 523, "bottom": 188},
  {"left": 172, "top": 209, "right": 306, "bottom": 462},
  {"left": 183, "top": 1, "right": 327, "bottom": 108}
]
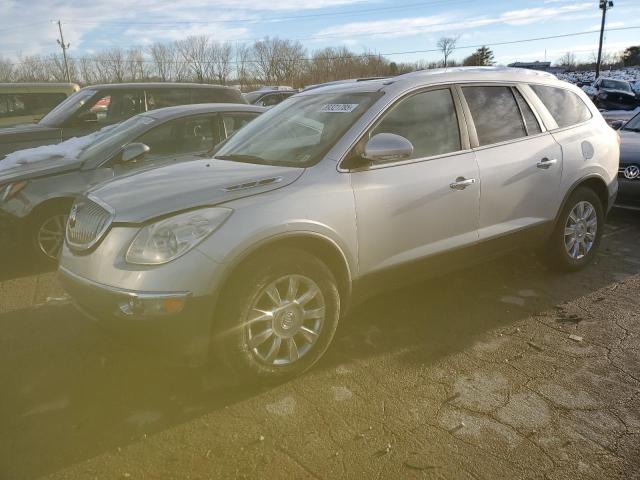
[
  {"left": 363, "top": 133, "right": 414, "bottom": 163},
  {"left": 121, "top": 143, "right": 150, "bottom": 163}
]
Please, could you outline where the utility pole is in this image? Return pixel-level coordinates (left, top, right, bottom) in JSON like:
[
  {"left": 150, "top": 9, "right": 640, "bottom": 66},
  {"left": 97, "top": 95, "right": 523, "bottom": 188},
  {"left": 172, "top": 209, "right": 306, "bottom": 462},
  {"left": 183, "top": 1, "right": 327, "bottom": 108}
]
[
  {"left": 56, "top": 20, "right": 71, "bottom": 82},
  {"left": 595, "top": 1, "right": 613, "bottom": 80}
]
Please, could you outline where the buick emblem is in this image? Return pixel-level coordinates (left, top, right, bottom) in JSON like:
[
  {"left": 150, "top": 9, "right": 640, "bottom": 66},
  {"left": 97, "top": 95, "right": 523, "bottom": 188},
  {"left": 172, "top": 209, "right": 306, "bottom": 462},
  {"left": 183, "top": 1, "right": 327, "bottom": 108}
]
[
  {"left": 68, "top": 204, "right": 79, "bottom": 229},
  {"left": 623, "top": 165, "right": 640, "bottom": 180}
]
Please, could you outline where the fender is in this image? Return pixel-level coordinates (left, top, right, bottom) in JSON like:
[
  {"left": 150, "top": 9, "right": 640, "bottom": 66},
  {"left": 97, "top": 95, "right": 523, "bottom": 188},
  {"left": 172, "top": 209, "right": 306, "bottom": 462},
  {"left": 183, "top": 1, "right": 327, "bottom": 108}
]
[{"left": 553, "top": 173, "right": 612, "bottom": 226}]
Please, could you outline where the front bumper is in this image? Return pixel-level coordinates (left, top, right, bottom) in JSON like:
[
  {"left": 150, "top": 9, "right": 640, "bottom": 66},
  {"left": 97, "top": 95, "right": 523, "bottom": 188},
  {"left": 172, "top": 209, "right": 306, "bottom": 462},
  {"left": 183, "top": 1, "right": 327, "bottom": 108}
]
[
  {"left": 616, "top": 177, "right": 640, "bottom": 207},
  {"left": 58, "top": 266, "right": 216, "bottom": 366}
]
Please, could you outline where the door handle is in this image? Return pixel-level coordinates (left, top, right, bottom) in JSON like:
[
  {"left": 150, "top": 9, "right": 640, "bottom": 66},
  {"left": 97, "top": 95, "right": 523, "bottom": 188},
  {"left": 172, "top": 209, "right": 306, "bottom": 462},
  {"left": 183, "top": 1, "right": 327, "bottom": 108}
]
[
  {"left": 449, "top": 177, "right": 476, "bottom": 190},
  {"left": 537, "top": 158, "right": 558, "bottom": 169}
]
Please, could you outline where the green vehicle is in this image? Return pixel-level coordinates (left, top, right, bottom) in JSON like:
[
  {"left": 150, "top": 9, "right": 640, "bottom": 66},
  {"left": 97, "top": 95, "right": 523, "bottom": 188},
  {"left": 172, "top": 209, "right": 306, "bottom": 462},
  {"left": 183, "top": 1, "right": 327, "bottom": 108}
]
[{"left": 0, "top": 83, "right": 80, "bottom": 127}]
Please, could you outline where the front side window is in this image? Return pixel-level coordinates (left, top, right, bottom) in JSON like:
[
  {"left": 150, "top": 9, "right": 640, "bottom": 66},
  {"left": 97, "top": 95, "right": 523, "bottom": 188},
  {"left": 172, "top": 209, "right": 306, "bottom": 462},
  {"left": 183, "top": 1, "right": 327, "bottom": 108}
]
[
  {"left": 214, "top": 92, "right": 381, "bottom": 167},
  {"left": 530, "top": 85, "right": 592, "bottom": 129},
  {"left": 137, "top": 115, "right": 215, "bottom": 156},
  {"left": 370, "top": 88, "right": 461, "bottom": 160},
  {"left": 463, "top": 86, "right": 527, "bottom": 146}
]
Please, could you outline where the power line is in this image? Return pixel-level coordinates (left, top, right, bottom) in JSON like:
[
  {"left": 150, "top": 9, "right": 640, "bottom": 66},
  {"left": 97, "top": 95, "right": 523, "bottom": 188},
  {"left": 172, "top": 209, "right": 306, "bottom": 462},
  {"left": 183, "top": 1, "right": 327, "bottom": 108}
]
[
  {"left": 4, "top": 25, "right": 639, "bottom": 67},
  {"left": 60, "top": 0, "right": 473, "bottom": 26}
]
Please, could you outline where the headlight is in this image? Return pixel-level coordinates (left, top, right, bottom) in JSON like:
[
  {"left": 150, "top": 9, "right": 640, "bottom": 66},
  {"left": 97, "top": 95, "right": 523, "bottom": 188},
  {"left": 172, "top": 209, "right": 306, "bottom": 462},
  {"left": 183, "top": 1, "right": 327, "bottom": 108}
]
[{"left": 126, "top": 208, "right": 232, "bottom": 265}]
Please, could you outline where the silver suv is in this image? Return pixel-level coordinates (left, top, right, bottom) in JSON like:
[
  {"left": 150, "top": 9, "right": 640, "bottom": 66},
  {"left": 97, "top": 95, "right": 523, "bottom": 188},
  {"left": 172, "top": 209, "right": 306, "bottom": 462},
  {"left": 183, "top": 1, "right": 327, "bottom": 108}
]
[{"left": 59, "top": 67, "right": 620, "bottom": 382}]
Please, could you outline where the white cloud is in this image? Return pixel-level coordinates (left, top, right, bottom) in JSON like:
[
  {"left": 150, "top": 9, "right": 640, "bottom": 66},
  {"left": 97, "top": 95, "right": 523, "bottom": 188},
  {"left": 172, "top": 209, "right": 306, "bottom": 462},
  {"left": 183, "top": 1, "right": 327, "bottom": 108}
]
[
  {"left": 0, "top": 0, "right": 368, "bottom": 59},
  {"left": 314, "top": 2, "right": 592, "bottom": 40}
]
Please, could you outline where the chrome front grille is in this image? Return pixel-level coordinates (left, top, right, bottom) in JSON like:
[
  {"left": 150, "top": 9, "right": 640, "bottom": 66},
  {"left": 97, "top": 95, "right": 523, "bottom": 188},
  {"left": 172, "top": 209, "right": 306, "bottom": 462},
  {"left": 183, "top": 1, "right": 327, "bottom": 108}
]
[{"left": 65, "top": 197, "right": 114, "bottom": 251}]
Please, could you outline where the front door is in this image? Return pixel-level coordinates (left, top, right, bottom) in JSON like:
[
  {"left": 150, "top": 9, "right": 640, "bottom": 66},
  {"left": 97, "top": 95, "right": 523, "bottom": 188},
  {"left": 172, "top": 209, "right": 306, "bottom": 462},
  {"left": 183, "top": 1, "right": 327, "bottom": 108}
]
[{"left": 348, "top": 87, "right": 480, "bottom": 276}]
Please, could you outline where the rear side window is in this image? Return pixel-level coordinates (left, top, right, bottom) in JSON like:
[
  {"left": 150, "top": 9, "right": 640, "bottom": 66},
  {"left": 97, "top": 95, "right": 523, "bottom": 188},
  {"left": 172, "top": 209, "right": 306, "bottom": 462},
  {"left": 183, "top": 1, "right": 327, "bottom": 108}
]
[
  {"left": 192, "top": 88, "right": 245, "bottom": 104},
  {"left": 462, "top": 86, "right": 526, "bottom": 146},
  {"left": 371, "top": 88, "right": 461, "bottom": 160},
  {"left": 530, "top": 85, "right": 592, "bottom": 128},
  {"left": 0, "top": 93, "right": 66, "bottom": 118},
  {"left": 513, "top": 89, "right": 542, "bottom": 135}
]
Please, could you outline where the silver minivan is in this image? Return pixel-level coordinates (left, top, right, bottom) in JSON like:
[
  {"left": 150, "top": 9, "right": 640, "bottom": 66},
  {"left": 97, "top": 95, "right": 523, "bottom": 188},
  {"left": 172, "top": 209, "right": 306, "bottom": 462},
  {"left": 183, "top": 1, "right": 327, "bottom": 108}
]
[{"left": 59, "top": 67, "right": 620, "bottom": 382}]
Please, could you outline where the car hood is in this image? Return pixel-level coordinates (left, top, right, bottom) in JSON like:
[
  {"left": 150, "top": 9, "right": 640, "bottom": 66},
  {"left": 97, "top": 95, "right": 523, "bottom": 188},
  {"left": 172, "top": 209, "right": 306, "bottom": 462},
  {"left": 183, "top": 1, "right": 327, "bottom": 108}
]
[
  {"left": 620, "top": 130, "right": 640, "bottom": 164},
  {"left": 0, "top": 155, "right": 82, "bottom": 184},
  {"left": 89, "top": 158, "right": 305, "bottom": 223}
]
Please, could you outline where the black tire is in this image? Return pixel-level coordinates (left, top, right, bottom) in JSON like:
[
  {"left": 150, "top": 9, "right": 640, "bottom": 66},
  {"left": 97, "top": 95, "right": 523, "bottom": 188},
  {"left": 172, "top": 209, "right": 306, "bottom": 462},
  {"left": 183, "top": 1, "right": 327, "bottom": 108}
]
[
  {"left": 25, "top": 201, "right": 72, "bottom": 266},
  {"left": 214, "top": 248, "right": 341, "bottom": 383},
  {"left": 541, "top": 187, "right": 604, "bottom": 272}
]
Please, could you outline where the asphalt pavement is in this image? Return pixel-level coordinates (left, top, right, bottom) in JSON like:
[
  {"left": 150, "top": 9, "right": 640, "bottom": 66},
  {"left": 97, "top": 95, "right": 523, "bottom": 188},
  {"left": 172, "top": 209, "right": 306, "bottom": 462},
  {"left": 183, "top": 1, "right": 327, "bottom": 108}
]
[{"left": 0, "top": 209, "right": 639, "bottom": 480}]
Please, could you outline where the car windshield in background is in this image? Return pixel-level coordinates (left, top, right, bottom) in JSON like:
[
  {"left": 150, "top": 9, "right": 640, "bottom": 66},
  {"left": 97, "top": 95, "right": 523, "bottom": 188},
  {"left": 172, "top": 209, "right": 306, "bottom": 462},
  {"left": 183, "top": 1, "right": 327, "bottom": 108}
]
[
  {"left": 78, "top": 114, "right": 156, "bottom": 163},
  {"left": 622, "top": 113, "right": 640, "bottom": 132},
  {"left": 244, "top": 92, "right": 262, "bottom": 103},
  {"left": 601, "top": 79, "right": 632, "bottom": 92},
  {"left": 38, "top": 89, "right": 97, "bottom": 126},
  {"left": 215, "top": 92, "right": 381, "bottom": 167}
]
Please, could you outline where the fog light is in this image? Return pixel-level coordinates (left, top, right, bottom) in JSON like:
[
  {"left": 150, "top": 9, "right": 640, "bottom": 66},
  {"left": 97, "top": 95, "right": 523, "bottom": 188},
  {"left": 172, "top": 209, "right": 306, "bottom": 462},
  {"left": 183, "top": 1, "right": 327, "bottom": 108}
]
[{"left": 118, "top": 295, "right": 187, "bottom": 317}]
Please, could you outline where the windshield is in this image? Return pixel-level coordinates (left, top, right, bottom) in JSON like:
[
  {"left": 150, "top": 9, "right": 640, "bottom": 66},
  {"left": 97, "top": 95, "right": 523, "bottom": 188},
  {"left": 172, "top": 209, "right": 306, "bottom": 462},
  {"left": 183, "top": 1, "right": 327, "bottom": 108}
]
[
  {"left": 601, "top": 79, "right": 632, "bottom": 92},
  {"left": 39, "top": 89, "right": 97, "bottom": 126},
  {"left": 215, "top": 91, "right": 381, "bottom": 167},
  {"left": 78, "top": 114, "right": 157, "bottom": 163},
  {"left": 623, "top": 112, "right": 640, "bottom": 131},
  {"left": 244, "top": 92, "right": 263, "bottom": 103}
]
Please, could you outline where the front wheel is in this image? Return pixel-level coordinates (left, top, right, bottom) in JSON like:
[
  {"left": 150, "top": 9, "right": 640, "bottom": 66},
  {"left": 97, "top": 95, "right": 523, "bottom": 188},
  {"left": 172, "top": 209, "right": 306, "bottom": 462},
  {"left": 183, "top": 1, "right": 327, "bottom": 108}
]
[
  {"left": 541, "top": 187, "right": 604, "bottom": 272},
  {"left": 215, "top": 248, "right": 341, "bottom": 383},
  {"left": 26, "top": 203, "right": 71, "bottom": 265}
]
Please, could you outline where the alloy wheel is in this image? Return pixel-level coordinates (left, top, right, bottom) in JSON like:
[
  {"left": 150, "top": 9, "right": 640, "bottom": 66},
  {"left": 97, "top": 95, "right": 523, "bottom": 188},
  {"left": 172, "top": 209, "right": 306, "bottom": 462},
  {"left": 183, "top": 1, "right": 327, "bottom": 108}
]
[
  {"left": 564, "top": 200, "right": 597, "bottom": 260},
  {"left": 245, "top": 274, "right": 325, "bottom": 366},
  {"left": 37, "top": 214, "right": 68, "bottom": 260}
]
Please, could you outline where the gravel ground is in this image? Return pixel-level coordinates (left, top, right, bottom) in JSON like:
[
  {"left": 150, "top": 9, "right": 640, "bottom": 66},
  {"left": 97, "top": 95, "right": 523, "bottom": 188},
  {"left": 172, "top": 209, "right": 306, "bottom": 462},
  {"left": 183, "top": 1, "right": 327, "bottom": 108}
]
[{"left": 0, "top": 209, "right": 639, "bottom": 480}]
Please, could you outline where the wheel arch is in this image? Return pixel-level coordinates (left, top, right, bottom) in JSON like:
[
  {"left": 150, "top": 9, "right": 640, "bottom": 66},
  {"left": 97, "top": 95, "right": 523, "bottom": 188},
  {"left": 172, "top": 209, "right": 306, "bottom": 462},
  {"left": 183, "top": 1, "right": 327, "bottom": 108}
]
[
  {"left": 555, "top": 175, "right": 610, "bottom": 225},
  {"left": 215, "top": 232, "right": 354, "bottom": 316}
]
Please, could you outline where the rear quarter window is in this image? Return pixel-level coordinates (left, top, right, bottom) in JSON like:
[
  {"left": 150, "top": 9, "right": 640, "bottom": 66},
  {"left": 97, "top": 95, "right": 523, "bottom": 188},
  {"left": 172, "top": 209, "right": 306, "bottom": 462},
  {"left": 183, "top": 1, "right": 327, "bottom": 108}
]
[{"left": 530, "top": 85, "right": 592, "bottom": 129}]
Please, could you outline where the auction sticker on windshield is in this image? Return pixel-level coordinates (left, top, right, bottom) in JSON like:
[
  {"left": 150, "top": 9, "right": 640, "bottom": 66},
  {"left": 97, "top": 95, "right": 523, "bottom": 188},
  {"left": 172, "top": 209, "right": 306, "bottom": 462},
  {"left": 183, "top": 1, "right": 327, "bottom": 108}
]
[{"left": 319, "top": 104, "right": 359, "bottom": 113}]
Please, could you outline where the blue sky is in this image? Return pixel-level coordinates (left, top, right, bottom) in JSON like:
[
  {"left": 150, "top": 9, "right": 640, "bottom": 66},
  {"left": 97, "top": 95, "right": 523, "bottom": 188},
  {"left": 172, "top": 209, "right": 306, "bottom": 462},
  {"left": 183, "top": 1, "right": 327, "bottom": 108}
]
[{"left": 1, "top": 0, "right": 638, "bottom": 65}]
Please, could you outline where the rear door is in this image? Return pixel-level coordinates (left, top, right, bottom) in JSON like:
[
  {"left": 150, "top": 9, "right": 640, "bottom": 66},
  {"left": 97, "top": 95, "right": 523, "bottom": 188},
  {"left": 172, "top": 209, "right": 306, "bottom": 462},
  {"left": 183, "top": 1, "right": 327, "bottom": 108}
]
[
  {"left": 459, "top": 84, "right": 563, "bottom": 244},
  {"left": 348, "top": 87, "right": 480, "bottom": 276}
]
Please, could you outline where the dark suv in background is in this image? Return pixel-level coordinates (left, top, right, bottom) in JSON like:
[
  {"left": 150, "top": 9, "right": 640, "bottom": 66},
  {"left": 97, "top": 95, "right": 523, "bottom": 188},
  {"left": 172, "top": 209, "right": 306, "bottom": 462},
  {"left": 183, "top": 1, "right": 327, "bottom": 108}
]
[{"left": 0, "top": 83, "right": 246, "bottom": 158}]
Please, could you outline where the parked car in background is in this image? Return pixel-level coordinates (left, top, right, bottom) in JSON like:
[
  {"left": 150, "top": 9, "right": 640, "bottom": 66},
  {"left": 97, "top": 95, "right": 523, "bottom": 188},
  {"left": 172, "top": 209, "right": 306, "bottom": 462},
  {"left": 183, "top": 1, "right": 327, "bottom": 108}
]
[
  {"left": 0, "top": 83, "right": 80, "bottom": 127},
  {"left": 0, "top": 103, "right": 264, "bottom": 262},
  {"left": 58, "top": 67, "right": 618, "bottom": 382},
  {"left": 616, "top": 111, "right": 640, "bottom": 207},
  {"left": 0, "top": 83, "right": 247, "bottom": 159},
  {"left": 584, "top": 78, "right": 638, "bottom": 111},
  {"left": 244, "top": 87, "right": 297, "bottom": 107}
]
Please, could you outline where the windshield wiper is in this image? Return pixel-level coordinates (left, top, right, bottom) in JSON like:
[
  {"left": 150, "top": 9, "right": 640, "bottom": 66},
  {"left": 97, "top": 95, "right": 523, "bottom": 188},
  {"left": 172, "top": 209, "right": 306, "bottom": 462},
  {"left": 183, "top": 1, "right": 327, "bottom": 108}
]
[
  {"left": 622, "top": 127, "right": 640, "bottom": 132},
  {"left": 215, "top": 154, "right": 269, "bottom": 165}
]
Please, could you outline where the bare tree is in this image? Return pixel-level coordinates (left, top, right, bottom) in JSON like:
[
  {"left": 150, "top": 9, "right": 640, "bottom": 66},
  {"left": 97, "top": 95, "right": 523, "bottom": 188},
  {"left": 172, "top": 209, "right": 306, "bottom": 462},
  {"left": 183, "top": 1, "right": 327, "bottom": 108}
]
[
  {"left": 209, "top": 41, "right": 233, "bottom": 85},
  {"left": 234, "top": 42, "right": 253, "bottom": 89},
  {"left": 556, "top": 51, "right": 577, "bottom": 70},
  {"left": 0, "top": 56, "right": 15, "bottom": 82},
  {"left": 437, "top": 36, "right": 459, "bottom": 68},
  {"left": 177, "top": 35, "right": 211, "bottom": 83}
]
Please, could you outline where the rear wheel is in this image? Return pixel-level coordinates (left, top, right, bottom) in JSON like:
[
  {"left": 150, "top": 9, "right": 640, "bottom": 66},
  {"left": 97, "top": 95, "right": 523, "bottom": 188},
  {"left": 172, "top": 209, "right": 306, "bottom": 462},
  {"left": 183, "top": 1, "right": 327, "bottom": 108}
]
[
  {"left": 215, "top": 248, "right": 341, "bottom": 383},
  {"left": 541, "top": 187, "right": 603, "bottom": 272}
]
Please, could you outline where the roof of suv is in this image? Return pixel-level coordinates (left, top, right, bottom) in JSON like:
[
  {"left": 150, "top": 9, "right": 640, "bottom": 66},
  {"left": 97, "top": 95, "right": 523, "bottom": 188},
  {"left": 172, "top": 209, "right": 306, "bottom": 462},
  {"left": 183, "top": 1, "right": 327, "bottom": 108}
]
[
  {"left": 82, "top": 82, "right": 240, "bottom": 91},
  {"left": 298, "top": 67, "right": 562, "bottom": 96}
]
